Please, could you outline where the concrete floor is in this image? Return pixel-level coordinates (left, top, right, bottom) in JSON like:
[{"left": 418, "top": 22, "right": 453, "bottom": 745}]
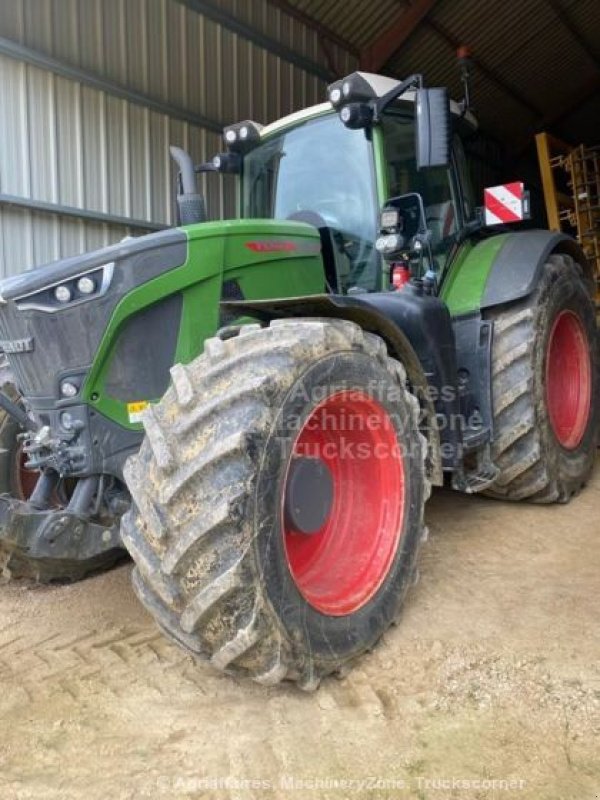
[{"left": 0, "top": 458, "right": 598, "bottom": 800}]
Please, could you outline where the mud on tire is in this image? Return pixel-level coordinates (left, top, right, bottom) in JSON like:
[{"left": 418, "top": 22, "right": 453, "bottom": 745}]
[
  {"left": 484, "top": 254, "right": 598, "bottom": 503},
  {"left": 122, "top": 319, "right": 429, "bottom": 689}
]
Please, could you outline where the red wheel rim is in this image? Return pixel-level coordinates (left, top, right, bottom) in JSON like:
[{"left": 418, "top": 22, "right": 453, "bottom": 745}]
[
  {"left": 546, "top": 310, "right": 592, "bottom": 449},
  {"left": 15, "top": 446, "right": 38, "bottom": 500},
  {"left": 282, "top": 390, "right": 406, "bottom": 616}
]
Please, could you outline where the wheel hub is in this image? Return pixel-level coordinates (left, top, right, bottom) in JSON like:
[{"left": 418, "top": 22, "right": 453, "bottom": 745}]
[
  {"left": 546, "top": 310, "right": 592, "bottom": 449},
  {"left": 284, "top": 457, "right": 334, "bottom": 534},
  {"left": 15, "top": 446, "right": 38, "bottom": 500},
  {"left": 282, "top": 390, "right": 405, "bottom": 617}
]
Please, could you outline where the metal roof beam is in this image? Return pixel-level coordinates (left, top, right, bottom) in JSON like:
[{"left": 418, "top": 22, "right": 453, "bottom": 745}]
[
  {"left": 176, "top": 0, "right": 333, "bottom": 81},
  {"left": 546, "top": 74, "right": 600, "bottom": 128},
  {"left": 512, "top": 75, "right": 600, "bottom": 154},
  {"left": 0, "top": 36, "right": 224, "bottom": 133},
  {"left": 319, "top": 36, "right": 341, "bottom": 79},
  {"left": 0, "top": 193, "right": 167, "bottom": 231},
  {"left": 360, "top": 0, "right": 438, "bottom": 72},
  {"left": 265, "top": 0, "right": 360, "bottom": 58},
  {"left": 545, "top": 0, "right": 600, "bottom": 71}
]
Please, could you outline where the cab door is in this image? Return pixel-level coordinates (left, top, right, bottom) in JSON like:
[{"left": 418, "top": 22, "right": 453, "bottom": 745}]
[{"left": 379, "top": 110, "right": 469, "bottom": 276}]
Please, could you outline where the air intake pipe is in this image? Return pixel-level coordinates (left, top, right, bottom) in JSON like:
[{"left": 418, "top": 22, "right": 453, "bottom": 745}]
[{"left": 169, "top": 146, "right": 207, "bottom": 225}]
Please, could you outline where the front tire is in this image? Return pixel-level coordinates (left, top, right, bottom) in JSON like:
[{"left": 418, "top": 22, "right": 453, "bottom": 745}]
[
  {"left": 122, "top": 319, "right": 429, "bottom": 688},
  {"left": 485, "top": 253, "right": 598, "bottom": 502}
]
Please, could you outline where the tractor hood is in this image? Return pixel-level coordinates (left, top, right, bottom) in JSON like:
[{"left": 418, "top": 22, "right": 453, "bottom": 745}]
[
  {"left": 0, "top": 228, "right": 186, "bottom": 304},
  {"left": 0, "top": 219, "right": 322, "bottom": 304},
  {"left": 0, "top": 219, "right": 323, "bottom": 405},
  {"left": 0, "top": 218, "right": 323, "bottom": 478},
  {"left": 0, "top": 228, "right": 187, "bottom": 401}
]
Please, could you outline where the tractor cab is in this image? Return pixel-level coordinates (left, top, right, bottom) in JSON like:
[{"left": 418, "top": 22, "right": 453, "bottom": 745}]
[{"left": 200, "top": 71, "right": 478, "bottom": 297}]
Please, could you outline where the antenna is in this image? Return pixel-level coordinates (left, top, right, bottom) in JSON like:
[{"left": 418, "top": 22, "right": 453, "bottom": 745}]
[{"left": 457, "top": 45, "right": 473, "bottom": 115}]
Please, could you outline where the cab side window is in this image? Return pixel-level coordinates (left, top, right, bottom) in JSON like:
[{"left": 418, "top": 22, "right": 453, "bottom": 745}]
[
  {"left": 382, "top": 111, "right": 459, "bottom": 270},
  {"left": 453, "top": 134, "right": 476, "bottom": 222}
]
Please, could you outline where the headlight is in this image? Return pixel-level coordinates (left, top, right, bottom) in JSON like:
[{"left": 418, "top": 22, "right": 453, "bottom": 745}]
[
  {"left": 14, "top": 263, "right": 114, "bottom": 313},
  {"left": 54, "top": 285, "right": 72, "bottom": 303},
  {"left": 77, "top": 276, "right": 95, "bottom": 295},
  {"left": 60, "top": 380, "right": 78, "bottom": 398}
]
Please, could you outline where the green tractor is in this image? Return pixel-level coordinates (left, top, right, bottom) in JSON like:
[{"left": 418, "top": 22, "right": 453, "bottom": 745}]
[{"left": 0, "top": 72, "right": 597, "bottom": 688}]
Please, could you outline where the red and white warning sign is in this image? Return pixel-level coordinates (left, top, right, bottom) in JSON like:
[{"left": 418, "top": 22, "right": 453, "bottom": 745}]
[{"left": 484, "top": 182, "right": 527, "bottom": 226}]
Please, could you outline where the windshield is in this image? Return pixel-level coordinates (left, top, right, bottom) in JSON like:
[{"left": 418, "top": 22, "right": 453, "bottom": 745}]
[{"left": 242, "top": 114, "right": 380, "bottom": 292}]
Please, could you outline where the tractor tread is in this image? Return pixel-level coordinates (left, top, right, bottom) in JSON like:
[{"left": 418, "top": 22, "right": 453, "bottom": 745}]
[
  {"left": 122, "top": 319, "right": 429, "bottom": 688},
  {"left": 210, "top": 612, "right": 261, "bottom": 670},
  {"left": 484, "top": 254, "right": 598, "bottom": 503}
]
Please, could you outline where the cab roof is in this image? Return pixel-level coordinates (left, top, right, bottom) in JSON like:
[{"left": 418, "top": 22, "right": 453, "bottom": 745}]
[{"left": 260, "top": 72, "right": 477, "bottom": 139}]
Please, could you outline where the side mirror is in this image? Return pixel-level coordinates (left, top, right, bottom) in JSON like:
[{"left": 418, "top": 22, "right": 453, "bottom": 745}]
[{"left": 415, "top": 88, "right": 451, "bottom": 169}]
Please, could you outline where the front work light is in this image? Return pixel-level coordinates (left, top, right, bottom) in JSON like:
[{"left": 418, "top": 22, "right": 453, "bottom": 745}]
[
  {"left": 380, "top": 208, "right": 401, "bottom": 233},
  {"left": 339, "top": 103, "right": 374, "bottom": 130},
  {"left": 375, "top": 233, "right": 405, "bottom": 256},
  {"left": 328, "top": 72, "right": 379, "bottom": 106},
  {"left": 223, "top": 120, "right": 263, "bottom": 152},
  {"left": 327, "top": 80, "right": 344, "bottom": 108},
  {"left": 211, "top": 152, "right": 242, "bottom": 174}
]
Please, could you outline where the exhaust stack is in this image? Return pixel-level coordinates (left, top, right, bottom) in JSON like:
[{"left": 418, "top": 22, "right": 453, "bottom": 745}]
[{"left": 170, "top": 146, "right": 207, "bottom": 225}]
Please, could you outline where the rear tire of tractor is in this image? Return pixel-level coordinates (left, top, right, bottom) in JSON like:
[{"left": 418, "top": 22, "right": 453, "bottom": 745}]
[
  {"left": 0, "top": 380, "right": 125, "bottom": 584},
  {"left": 484, "top": 253, "right": 598, "bottom": 503},
  {"left": 122, "top": 319, "right": 429, "bottom": 688},
  {"left": 0, "top": 382, "right": 37, "bottom": 501}
]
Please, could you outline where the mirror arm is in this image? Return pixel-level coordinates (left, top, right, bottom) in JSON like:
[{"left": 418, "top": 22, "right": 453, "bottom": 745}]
[
  {"left": 456, "top": 214, "right": 484, "bottom": 244},
  {"left": 195, "top": 161, "right": 219, "bottom": 173},
  {"left": 373, "top": 74, "right": 423, "bottom": 121},
  {"left": 412, "top": 231, "right": 435, "bottom": 279}
]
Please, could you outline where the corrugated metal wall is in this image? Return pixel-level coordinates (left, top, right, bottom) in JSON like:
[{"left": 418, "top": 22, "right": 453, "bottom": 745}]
[{"left": 0, "top": 0, "right": 356, "bottom": 277}]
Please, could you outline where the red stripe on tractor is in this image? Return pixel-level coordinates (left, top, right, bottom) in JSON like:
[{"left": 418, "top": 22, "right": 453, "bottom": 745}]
[{"left": 245, "top": 241, "right": 298, "bottom": 253}]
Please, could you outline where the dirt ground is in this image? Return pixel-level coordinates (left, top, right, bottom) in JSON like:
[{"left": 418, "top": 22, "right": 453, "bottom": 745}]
[{"left": 0, "top": 460, "right": 598, "bottom": 800}]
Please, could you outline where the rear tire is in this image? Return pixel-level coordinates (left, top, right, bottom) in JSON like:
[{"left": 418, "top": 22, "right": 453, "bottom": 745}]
[
  {"left": 0, "top": 382, "right": 38, "bottom": 501},
  {"left": 484, "top": 254, "right": 598, "bottom": 502},
  {"left": 122, "top": 319, "right": 429, "bottom": 688}
]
